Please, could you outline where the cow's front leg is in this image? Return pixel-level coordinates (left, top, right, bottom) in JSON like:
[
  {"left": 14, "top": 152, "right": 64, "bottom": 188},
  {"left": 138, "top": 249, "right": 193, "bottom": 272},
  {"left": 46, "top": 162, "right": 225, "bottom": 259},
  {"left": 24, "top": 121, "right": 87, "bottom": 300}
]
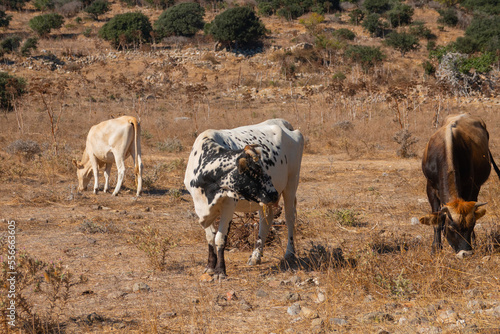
[
  {"left": 432, "top": 224, "right": 443, "bottom": 253},
  {"left": 214, "top": 201, "right": 236, "bottom": 279},
  {"left": 248, "top": 206, "right": 273, "bottom": 265},
  {"left": 90, "top": 157, "right": 99, "bottom": 194},
  {"left": 204, "top": 225, "right": 217, "bottom": 274},
  {"left": 103, "top": 163, "right": 112, "bottom": 193}
]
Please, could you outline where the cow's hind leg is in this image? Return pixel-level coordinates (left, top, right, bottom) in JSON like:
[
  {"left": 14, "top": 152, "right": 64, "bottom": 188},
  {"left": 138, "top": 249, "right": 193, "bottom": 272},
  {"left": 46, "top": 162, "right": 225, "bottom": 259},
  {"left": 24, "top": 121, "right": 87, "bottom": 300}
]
[
  {"left": 112, "top": 156, "right": 126, "bottom": 196},
  {"left": 103, "top": 163, "right": 112, "bottom": 193},
  {"left": 204, "top": 224, "right": 217, "bottom": 274},
  {"left": 427, "top": 181, "right": 443, "bottom": 252},
  {"left": 283, "top": 190, "right": 298, "bottom": 263},
  {"left": 248, "top": 206, "right": 273, "bottom": 265}
]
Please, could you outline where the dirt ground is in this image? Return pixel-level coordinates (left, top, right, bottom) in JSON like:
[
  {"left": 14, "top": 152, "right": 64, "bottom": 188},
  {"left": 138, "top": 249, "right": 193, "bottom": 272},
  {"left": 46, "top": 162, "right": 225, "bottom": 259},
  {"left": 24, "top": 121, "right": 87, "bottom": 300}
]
[{"left": 2, "top": 149, "right": 500, "bottom": 333}]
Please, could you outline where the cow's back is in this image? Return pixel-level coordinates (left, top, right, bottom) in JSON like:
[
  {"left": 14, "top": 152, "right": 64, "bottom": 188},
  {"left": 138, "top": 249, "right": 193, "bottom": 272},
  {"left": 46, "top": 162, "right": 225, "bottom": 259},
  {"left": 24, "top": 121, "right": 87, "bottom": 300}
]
[{"left": 86, "top": 116, "right": 136, "bottom": 162}]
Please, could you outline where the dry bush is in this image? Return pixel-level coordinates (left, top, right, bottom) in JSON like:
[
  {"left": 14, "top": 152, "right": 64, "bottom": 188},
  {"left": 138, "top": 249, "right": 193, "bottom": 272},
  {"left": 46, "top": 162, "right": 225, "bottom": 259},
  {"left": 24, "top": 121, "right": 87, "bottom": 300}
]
[{"left": 129, "top": 225, "right": 176, "bottom": 271}]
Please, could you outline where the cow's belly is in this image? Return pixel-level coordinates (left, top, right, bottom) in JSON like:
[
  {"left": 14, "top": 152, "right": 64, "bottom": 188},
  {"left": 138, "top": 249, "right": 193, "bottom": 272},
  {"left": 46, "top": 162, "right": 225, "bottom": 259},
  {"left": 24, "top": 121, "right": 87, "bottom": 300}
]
[{"left": 235, "top": 200, "right": 263, "bottom": 213}]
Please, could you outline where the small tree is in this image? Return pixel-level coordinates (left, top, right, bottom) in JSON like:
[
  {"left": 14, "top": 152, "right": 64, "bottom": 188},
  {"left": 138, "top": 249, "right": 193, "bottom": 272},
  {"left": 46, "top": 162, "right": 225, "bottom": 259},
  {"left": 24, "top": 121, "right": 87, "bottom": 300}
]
[
  {"left": 21, "top": 37, "right": 38, "bottom": 56},
  {"left": 362, "top": 13, "right": 387, "bottom": 37},
  {"left": 387, "top": 3, "right": 414, "bottom": 28},
  {"left": 345, "top": 45, "right": 385, "bottom": 71},
  {"left": 0, "top": 72, "right": 26, "bottom": 111},
  {"left": 0, "top": 36, "right": 21, "bottom": 54},
  {"left": 348, "top": 8, "right": 364, "bottom": 25},
  {"left": 29, "top": 13, "right": 64, "bottom": 37},
  {"left": 2, "top": 0, "right": 29, "bottom": 10},
  {"left": 0, "top": 10, "right": 12, "bottom": 28},
  {"left": 205, "top": 7, "right": 266, "bottom": 49},
  {"left": 98, "top": 12, "right": 152, "bottom": 49},
  {"left": 154, "top": 3, "right": 205, "bottom": 39},
  {"left": 385, "top": 31, "right": 420, "bottom": 57},
  {"left": 363, "top": 0, "right": 392, "bottom": 14},
  {"left": 437, "top": 8, "right": 458, "bottom": 27},
  {"left": 33, "top": 0, "right": 55, "bottom": 11},
  {"left": 84, "top": 0, "right": 110, "bottom": 21}
]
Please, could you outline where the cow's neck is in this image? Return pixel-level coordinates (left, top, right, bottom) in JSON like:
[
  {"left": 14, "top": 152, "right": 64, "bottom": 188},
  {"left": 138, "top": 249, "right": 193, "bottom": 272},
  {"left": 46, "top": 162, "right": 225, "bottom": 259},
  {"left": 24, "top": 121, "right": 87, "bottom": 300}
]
[
  {"left": 444, "top": 123, "right": 459, "bottom": 204},
  {"left": 80, "top": 149, "right": 93, "bottom": 178}
]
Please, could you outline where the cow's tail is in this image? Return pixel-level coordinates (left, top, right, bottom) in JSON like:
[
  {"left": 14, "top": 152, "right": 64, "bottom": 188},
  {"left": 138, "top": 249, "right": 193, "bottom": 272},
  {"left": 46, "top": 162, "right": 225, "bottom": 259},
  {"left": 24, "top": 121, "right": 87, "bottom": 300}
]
[
  {"left": 490, "top": 150, "right": 500, "bottom": 181},
  {"left": 129, "top": 117, "right": 141, "bottom": 185}
]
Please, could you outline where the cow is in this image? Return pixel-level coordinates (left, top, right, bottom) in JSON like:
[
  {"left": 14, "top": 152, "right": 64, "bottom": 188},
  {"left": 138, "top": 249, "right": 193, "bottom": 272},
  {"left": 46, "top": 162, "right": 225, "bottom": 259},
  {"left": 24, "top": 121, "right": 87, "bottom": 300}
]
[
  {"left": 72, "top": 116, "right": 143, "bottom": 197},
  {"left": 420, "top": 114, "right": 500, "bottom": 253},
  {"left": 184, "top": 119, "right": 304, "bottom": 279}
]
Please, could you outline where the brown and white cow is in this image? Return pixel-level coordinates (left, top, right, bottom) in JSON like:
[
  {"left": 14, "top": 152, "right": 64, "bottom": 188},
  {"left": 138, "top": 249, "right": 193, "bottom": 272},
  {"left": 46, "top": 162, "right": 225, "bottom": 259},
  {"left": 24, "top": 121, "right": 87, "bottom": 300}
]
[
  {"left": 73, "top": 116, "right": 143, "bottom": 196},
  {"left": 420, "top": 114, "right": 500, "bottom": 253}
]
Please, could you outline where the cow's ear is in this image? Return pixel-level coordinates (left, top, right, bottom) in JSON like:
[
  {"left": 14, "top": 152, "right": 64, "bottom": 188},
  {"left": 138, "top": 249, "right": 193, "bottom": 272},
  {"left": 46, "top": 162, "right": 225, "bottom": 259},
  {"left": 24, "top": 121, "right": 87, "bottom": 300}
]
[
  {"left": 72, "top": 159, "right": 84, "bottom": 169},
  {"left": 238, "top": 157, "right": 248, "bottom": 174},
  {"left": 244, "top": 145, "right": 260, "bottom": 162},
  {"left": 420, "top": 213, "right": 438, "bottom": 226}
]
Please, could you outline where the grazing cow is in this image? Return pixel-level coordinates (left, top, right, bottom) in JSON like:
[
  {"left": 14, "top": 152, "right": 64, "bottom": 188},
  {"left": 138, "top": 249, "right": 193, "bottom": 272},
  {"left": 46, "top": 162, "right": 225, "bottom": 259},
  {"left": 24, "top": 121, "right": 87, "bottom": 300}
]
[
  {"left": 73, "top": 116, "right": 143, "bottom": 197},
  {"left": 184, "top": 119, "right": 304, "bottom": 278},
  {"left": 420, "top": 114, "right": 500, "bottom": 253}
]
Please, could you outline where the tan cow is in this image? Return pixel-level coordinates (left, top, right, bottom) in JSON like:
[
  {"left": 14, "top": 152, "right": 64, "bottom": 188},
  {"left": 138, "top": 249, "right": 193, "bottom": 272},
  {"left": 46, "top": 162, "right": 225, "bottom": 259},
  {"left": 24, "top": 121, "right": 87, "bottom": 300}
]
[{"left": 73, "top": 116, "right": 143, "bottom": 196}]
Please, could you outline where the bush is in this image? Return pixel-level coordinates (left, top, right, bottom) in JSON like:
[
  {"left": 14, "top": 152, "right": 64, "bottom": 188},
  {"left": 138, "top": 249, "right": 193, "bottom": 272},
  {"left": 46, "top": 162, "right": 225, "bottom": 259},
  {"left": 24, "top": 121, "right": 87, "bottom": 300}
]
[
  {"left": 363, "top": 0, "right": 392, "bottom": 14},
  {"left": 21, "top": 37, "right": 38, "bottom": 56},
  {"left": 57, "top": 0, "right": 83, "bottom": 17},
  {"left": 409, "top": 21, "right": 436, "bottom": 40},
  {"left": 458, "top": 52, "right": 498, "bottom": 74},
  {"left": 0, "top": 10, "right": 12, "bottom": 28},
  {"left": 1, "top": 36, "right": 21, "bottom": 54},
  {"left": 154, "top": 3, "right": 205, "bottom": 39},
  {"left": 98, "top": 12, "right": 152, "bottom": 49},
  {"left": 385, "top": 31, "right": 420, "bottom": 56},
  {"left": 7, "top": 140, "right": 41, "bottom": 160},
  {"left": 205, "top": 7, "right": 266, "bottom": 48},
  {"left": 256, "top": 0, "right": 339, "bottom": 20},
  {"left": 463, "top": 15, "right": 500, "bottom": 53},
  {"left": 346, "top": 7, "right": 362, "bottom": 24},
  {"left": 437, "top": 8, "right": 458, "bottom": 27},
  {"left": 332, "top": 28, "right": 355, "bottom": 41},
  {"left": 143, "top": 0, "right": 174, "bottom": 9},
  {"left": 2, "top": 0, "right": 29, "bottom": 10},
  {"left": 345, "top": 45, "right": 385, "bottom": 70},
  {"left": 29, "top": 13, "right": 64, "bottom": 37},
  {"left": 461, "top": 0, "right": 500, "bottom": 15},
  {"left": 84, "top": 0, "right": 110, "bottom": 21},
  {"left": 422, "top": 60, "right": 436, "bottom": 76},
  {"left": 387, "top": 3, "right": 414, "bottom": 28},
  {"left": 453, "top": 36, "right": 480, "bottom": 54},
  {"left": 0, "top": 72, "right": 26, "bottom": 111},
  {"left": 33, "top": 0, "right": 55, "bottom": 11},
  {"left": 362, "top": 13, "right": 387, "bottom": 37}
]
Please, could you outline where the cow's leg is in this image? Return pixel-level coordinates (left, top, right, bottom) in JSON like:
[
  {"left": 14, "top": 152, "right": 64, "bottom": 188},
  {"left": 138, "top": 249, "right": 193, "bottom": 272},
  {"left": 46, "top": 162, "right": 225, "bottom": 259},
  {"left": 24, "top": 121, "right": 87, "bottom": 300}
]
[
  {"left": 89, "top": 156, "right": 99, "bottom": 194},
  {"left": 112, "top": 157, "right": 126, "bottom": 196},
  {"left": 282, "top": 190, "right": 298, "bottom": 263},
  {"left": 214, "top": 201, "right": 236, "bottom": 279},
  {"left": 427, "top": 181, "right": 442, "bottom": 252},
  {"left": 103, "top": 163, "right": 112, "bottom": 193},
  {"left": 204, "top": 224, "right": 217, "bottom": 274},
  {"left": 248, "top": 206, "right": 273, "bottom": 265}
]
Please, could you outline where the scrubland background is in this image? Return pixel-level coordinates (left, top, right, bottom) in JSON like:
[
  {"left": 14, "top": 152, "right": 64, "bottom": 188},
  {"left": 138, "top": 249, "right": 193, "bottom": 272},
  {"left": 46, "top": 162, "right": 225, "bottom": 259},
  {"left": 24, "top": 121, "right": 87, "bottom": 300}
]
[{"left": 1, "top": 0, "right": 500, "bottom": 333}]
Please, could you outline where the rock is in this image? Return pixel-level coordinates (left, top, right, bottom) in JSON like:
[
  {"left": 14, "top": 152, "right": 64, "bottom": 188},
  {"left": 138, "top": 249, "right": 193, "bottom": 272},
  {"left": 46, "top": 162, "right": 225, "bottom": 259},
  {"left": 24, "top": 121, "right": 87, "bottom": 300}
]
[
  {"left": 467, "top": 300, "right": 487, "bottom": 310},
  {"left": 330, "top": 317, "right": 348, "bottom": 326},
  {"left": 411, "top": 217, "right": 420, "bottom": 225},
  {"left": 113, "top": 322, "right": 126, "bottom": 329},
  {"left": 437, "top": 309, "right": 459, "bottom": 324},
  {"left": 317, "top": 291, "right": 326, "bottom": 303},
  {"left": 287, "top": 304, "right": 301, "bottom": 316},
  {"left": 132, "top": 282, "right": 150, "bottom": 293},
  {"left": 239, "top": 299, "right": 252, "bottom": 311},
  {"left": 362, "top": 312, "right": 394, "bottom": 323},
  {"left": 398, "top": 317, "right": 408, "bottom": 325},
  {"left": 256, "top": 290, "right": 268, "bottom": 298},
  {"left": 284, "top": 292, "right": 300, "bottom": 302},
  {"left": 301, "top": 307, "right": 319, "bottom": 319},
  {"left": 311, "top": 318, "right": 323, "bottom": 327},
  {"left": 364, "top": 294, "right": 375, "bottom": 303}
]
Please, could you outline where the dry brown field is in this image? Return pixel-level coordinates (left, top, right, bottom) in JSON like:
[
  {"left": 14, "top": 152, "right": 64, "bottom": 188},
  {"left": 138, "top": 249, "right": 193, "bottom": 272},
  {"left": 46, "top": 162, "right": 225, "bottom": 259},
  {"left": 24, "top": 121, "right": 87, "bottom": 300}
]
[{"left": 1, "top": 3, "right": 500, "bottom": 333}]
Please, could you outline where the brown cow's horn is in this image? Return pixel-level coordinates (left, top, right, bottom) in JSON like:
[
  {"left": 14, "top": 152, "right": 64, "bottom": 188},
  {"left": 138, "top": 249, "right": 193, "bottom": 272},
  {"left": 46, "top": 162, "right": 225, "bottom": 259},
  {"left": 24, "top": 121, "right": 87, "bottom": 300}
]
[
  {"left": 244, "top": 145, "right": 260, "bottom": 161},
  {"left": 475, "top": 202, "right": 487, "bottom": 208}
]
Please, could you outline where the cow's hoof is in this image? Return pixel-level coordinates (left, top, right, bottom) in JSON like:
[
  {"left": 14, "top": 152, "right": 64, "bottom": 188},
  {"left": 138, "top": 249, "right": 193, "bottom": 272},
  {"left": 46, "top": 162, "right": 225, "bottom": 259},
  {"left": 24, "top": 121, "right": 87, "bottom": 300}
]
[
  {"left": 204, "top": 267, "right": 215, "bottom": 275},
  {"left": 247, "top": 256, "right": 261, "bottom": 266},
  {"left": 456, "top": 250, "right": 474, "bottom": 259},
  {"left": 213, "top": 272, "right": 227, "bottom": 280},
  {"left": 111, "top": 192, "right": 118, "bottom": 196}
]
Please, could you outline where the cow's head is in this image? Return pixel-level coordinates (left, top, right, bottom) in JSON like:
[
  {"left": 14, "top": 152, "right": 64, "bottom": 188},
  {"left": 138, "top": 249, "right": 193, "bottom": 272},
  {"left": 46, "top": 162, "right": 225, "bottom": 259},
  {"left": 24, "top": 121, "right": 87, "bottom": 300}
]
[
  {"left": 72, "top": 159, "right": 91, "bottom": 192},
  {"left": 420, "top": 199, "right": 486, "bottom": 252},
  {"left": 232, "top": 145, "right": 279, "bottom": 205}
]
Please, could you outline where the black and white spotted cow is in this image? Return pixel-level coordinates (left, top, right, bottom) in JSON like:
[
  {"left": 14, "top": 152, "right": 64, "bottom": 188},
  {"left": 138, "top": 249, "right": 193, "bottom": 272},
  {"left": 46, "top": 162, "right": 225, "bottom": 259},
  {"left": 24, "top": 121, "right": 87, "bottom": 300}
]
[{"left": 184, "top": 119, "right": 304, "bottom": 278}]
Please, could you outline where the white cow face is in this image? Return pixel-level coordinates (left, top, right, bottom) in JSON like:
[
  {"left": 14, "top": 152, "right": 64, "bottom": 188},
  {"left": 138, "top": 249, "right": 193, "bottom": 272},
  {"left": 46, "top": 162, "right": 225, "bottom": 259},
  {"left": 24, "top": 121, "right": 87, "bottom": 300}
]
[{"left": 72, "top": 159, "right": 91, "bottom": 192}]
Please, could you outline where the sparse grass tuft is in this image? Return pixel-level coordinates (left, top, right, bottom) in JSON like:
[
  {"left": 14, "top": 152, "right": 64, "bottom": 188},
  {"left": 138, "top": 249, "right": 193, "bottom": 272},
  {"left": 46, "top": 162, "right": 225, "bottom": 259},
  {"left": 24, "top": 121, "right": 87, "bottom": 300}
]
[{"left": 130, "top": 225, "right": 176, "bottom": 271}]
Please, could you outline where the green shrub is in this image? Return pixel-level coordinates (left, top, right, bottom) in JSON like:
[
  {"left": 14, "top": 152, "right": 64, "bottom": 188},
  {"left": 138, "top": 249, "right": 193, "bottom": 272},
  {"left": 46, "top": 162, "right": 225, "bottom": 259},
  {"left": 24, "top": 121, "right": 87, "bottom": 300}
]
[
  {"left": 98, "top": 12, "right": 152, "bottom": 49},
  {"left": 458, "top": 52, "right": 498, "bottom": 74},
  {"left": 385, "top": 31, "right": 420, "bottom": 56},
  {"left": 1, "top": 36, "right": 21, "bottom": 53},
  {"left": 422, "top": 60, "right": 435, "bottom": 76},
  {"left": 461, "top": 0, "right": 500, "bottom": 15},
  {"left": 348, "top": 8, "right": 364, "bottom": 25},
  {"left": 362, "top": 13, "right": 387, "bottom": 37},
  {"left": 409, "top": 21, "right": 436, "bottom": 40},
  {"left": 0, "top": 10, "right": 12, "bottom": 28},
  {"left": 464, "top": 15, "right": 500, "bottom": 52},
  {"left": 0, "top": 72, "right": 26, "bottom": 111},
  {"left": 29, "top": 13, "right": 64, "bottom": 37},
  {"left": 21, "top": 37, "right": 38, "bottom": 56},
  {"left": 2, "top": 0, "right": 28, "bottom": 10},
  {"left": 84, "top": 0, "right": 111, "bottom": 21},
  {"left": 277, "top": 1, "right": 304, "bottom": 20},
  {"left": 387, "top": 3, "right": 414, "bottom": 28},
  {"left": 437, "top": 8, "right": 458, "bottom": 27},
  {"left": 154, "top": 3, "right": 205, "bottom": 38},
  {"left": 332, "top": 28, "right": 355, "bottom": 41},
  {"left": 345, "top": 45, "right": 385, "bottom": 70},
  {"left": 363, "top": 0, "right": 392, "bottom": 14},
  {"left": 143, "top": 0, "right": 174, "bottom": 10},
  {"left": 33, "top": 0, "right": 55, "bottom": 11},
  {"left": 256, "top": 0, "right": 339, "bottom": 20},
  {"left": 205, "top": 7, "right": 266, "bottom": 48},
  {"left": 453, "top": 36, "right": 480, "bottom": 54}
]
